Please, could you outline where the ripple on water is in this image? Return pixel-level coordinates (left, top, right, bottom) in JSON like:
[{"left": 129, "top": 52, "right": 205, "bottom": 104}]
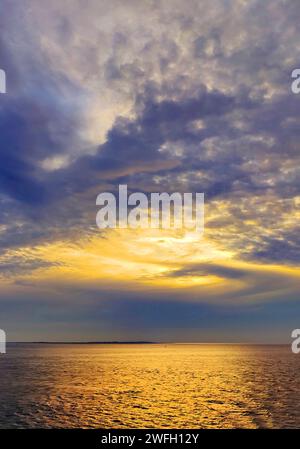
[{"left": 0, "top": 344, "right": 300, "bottom": 428}]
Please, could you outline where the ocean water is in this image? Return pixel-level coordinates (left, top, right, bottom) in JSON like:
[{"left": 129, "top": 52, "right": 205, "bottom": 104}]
[{"left": 0, "top": 343, "right": 299, "bottom": 429}]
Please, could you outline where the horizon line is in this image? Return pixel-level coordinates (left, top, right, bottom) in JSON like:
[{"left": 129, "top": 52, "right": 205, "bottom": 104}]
[{"left": 5, "top": 341, "right": 290, "bottom": 345}]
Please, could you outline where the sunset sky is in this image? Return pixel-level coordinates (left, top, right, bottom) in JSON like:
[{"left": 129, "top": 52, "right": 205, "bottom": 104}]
[{"left": 0, "top": 0, "right": 299, "bottom": 342}]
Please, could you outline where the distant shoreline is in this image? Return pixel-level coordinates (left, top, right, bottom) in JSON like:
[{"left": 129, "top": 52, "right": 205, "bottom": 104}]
[
  {"left": 7, "top": 341, "right": 157, "bottom": 345},
  {"left": 5, "top": 341, "right": 289, "bottom": 345}
]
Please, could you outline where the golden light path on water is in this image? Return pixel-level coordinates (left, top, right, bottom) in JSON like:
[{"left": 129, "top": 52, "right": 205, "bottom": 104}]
[{"left": 1, "top": 344, "right": 300, "bottom": 429}]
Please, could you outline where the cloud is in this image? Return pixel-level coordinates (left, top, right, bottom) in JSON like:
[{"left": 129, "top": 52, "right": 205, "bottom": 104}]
[
  {"left": 168, "top": 263, "right": 249, "bottom": 279},
  {"left": 0, "top": 0, "right": 299, "bottom": 340}
]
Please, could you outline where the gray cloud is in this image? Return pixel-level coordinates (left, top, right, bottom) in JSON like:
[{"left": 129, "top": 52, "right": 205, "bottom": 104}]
[{"left": 0, "top": 0, "right": 299, "bottom": 267}]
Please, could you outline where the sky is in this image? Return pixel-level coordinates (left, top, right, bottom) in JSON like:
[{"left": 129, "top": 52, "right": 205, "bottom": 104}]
[{"left": 0, "top": 0, "right": 299, "bottom": 342}]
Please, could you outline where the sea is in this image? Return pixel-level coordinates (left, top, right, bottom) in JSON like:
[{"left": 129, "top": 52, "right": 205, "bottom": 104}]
[{"left": 0, "top": 343, "right": 299, "bottom": 428}]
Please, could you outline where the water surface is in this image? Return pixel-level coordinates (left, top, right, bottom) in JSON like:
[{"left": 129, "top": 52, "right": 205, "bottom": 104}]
[{"left": 0, "top": 344, "right": 299, "bottom": 428}]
